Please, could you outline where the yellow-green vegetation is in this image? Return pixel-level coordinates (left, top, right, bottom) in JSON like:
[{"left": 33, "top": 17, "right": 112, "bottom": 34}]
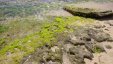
[
  {"left": 0, "top": 16, "right": 42, "bottom": 50},
  {"left": 0, "top": 25, "right": 8, "bottom": 33},
  {"left": 93, "top": 45, "right": 104, "bottom": 53},
  {"left": 0, "top": 16, "right": 94, "bottom": 64}
]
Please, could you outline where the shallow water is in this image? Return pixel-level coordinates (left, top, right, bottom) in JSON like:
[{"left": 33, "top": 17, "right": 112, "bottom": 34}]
[{"left": 0, "top": 0, "right": 113, "bottom": 19}]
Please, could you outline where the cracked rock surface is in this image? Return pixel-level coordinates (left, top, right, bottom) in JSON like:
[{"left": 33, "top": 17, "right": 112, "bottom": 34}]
[{"left": 21, "top": 23, "right": 113, "bottom": 64}]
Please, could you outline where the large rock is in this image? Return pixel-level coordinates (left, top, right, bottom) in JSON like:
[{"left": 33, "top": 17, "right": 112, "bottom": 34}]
[
  {"left": 63, "top": 2, "right": 113, "bottom": 18},
  {"left": 69, "top": 46, "right": 93, "bottom": 64},
  {"left": 22, "top": 46, "right": 62, "bottom": 64},
  {"left": 87, "top": 28, "right": 112, "bottom": 42}
]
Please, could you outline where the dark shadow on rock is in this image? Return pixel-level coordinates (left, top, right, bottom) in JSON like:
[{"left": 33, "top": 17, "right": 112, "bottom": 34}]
[{"left": 97, "top": 15, "right": 113, "bottom": 21}]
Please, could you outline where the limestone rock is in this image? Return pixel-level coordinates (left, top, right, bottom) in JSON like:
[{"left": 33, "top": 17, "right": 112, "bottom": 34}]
[
  {"left": 68, "top": 47, "right": 93, "bottom": 64},
  {"left": 85, "top": 42, "right": 95, "bottom": 53},
  {"left": 105, "top": 45, "right": 112, "bottom": 49},
  {"left": 63, "top": 44, "right": 74, "bottom": 52},
  {"left": 67, "top": 35, "right": 85, "bottom": 45},
  {"left": 105, "top": 21, "right": 113, "bottom": 26},
  {"left": 93, "top": 44, "right": 106, "bottom": 53},
  {"left": 87, "top": 29, "right": 112, "bottom": 42},
  {"left": 22, "top": 46, "right": 62, "bottom": 64},
  {"left": 67, "top": 28, "right": 92, "bottom": 46},
  {"left": 63, "top": 4, "right": 113, "bottom": 18},
  {"left": 85, "top": 42, "right": 106, "bottom": 53}
]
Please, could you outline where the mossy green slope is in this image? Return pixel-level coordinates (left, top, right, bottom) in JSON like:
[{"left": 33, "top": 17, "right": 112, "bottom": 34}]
[{"left": 0, "top": 16, "right": 94, "bottom": 64}]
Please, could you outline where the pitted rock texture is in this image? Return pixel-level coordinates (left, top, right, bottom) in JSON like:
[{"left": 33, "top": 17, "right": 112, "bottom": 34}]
[{"left": 21, "top": 27, "right": 113, "bottom": 64}]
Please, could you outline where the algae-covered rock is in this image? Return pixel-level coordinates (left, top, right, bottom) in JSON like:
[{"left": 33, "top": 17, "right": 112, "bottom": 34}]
[
  {"left": 22, "top": 46, "right": 62, "bottom": 64},
  {"left": 93, "top": 44, "right": 106, "bottom": 53},
  {"left": 63, "top": 4, "right": 113, "bottom": 18}
]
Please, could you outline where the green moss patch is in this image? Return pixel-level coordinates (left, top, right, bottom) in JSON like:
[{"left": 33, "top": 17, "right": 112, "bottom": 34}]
[
  {"left": 0, "top": 25, "right": 8, "bottom": 33},
  {"left": 0, "top": 16, "right": 94, "bottom": 64}
]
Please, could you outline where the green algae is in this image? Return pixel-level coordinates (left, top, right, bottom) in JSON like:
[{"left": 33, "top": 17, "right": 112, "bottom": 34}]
[{"left": 0, "top": 16, "right": 94, "bottom": 64}]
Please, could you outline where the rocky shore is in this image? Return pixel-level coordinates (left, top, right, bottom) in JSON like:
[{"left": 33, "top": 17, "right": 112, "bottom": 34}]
[
  {"left": 20, "top": 2, "right": 113, "bottom": 64},
  {"left": 1, "top": 1, "right": 113, "bottom": 64},
  {"left": 21, "top": 20, "right": 113, "bottom": 64}
]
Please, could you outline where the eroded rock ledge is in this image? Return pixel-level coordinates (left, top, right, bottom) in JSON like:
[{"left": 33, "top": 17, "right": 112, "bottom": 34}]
[{"left": 63, "top": 2, "right": 113, "bottom": 18}]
